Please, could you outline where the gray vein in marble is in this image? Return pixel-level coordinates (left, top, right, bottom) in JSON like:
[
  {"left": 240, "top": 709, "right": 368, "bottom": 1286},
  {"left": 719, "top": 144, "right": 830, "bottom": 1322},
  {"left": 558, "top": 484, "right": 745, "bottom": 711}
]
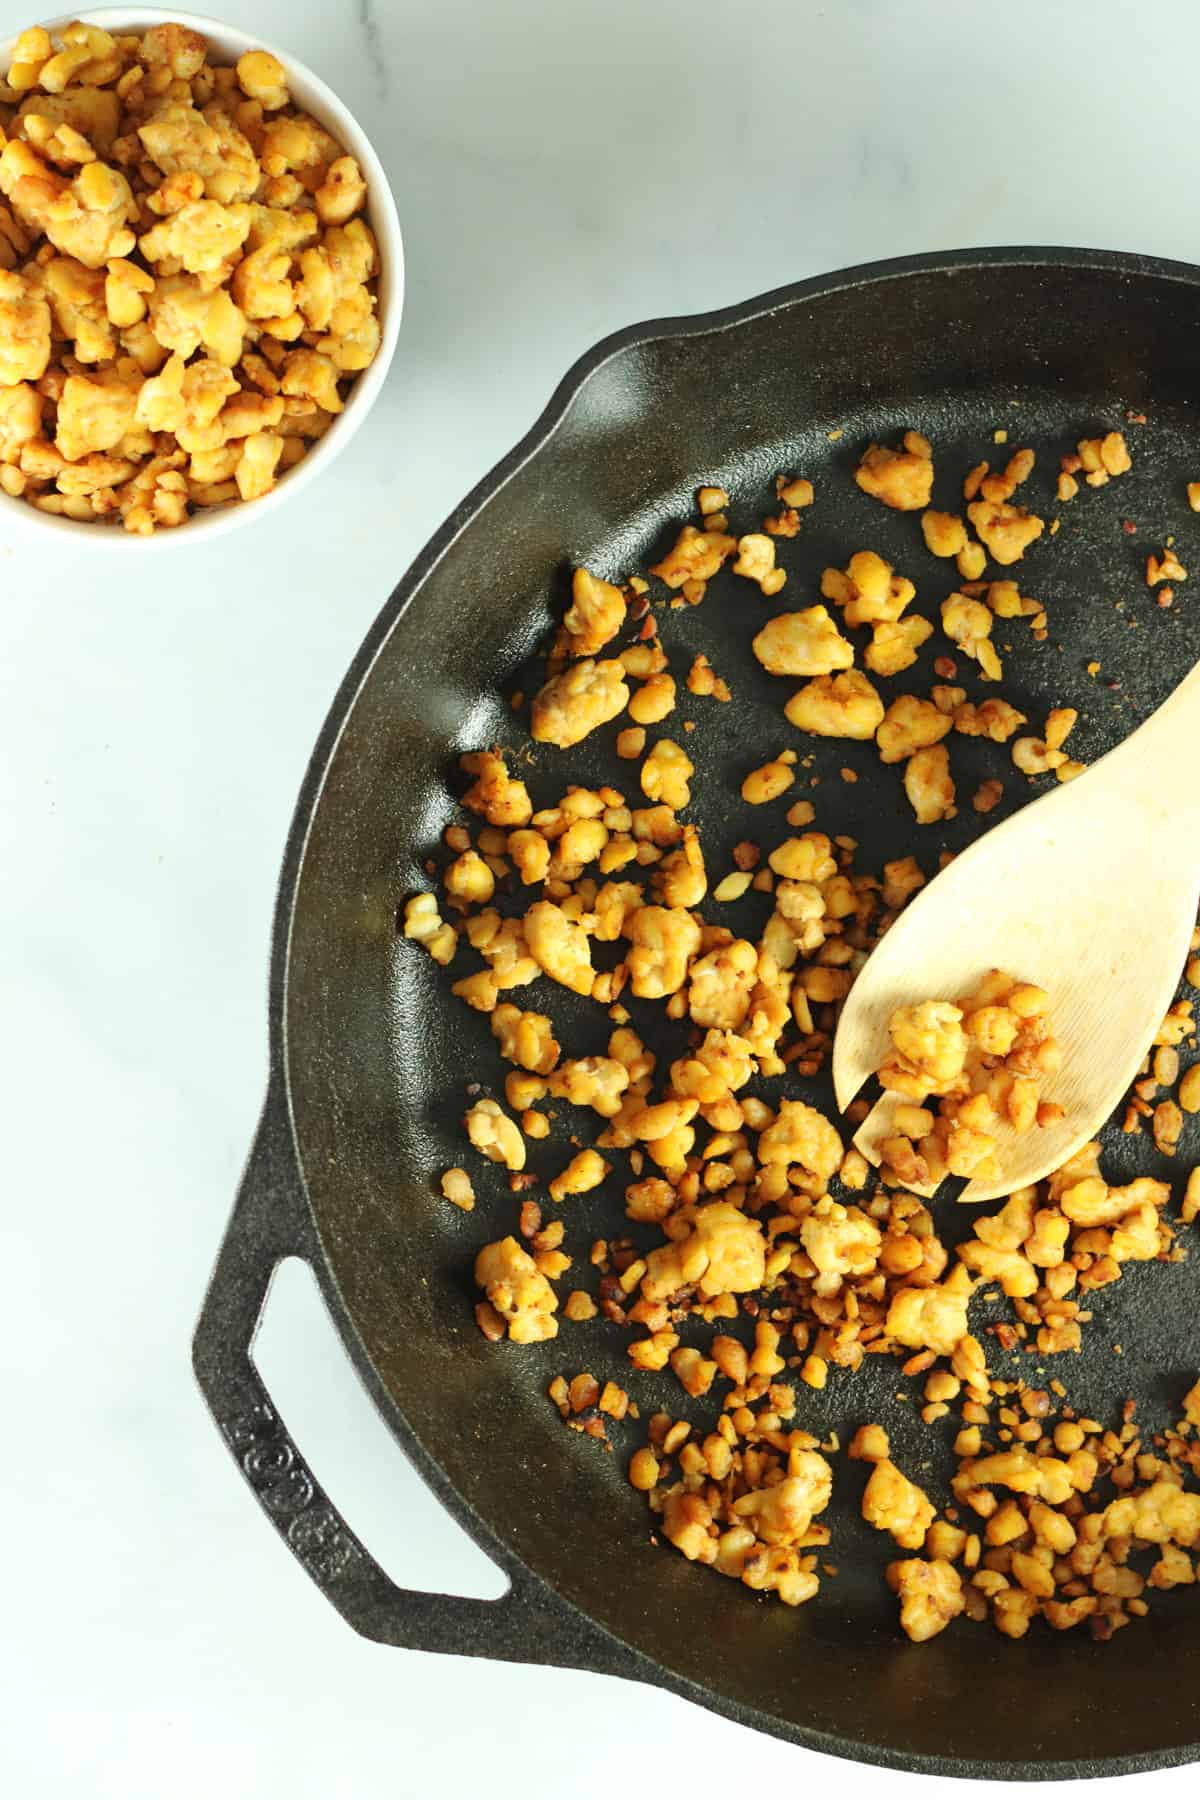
[{"left": 358, "top": 0, "right": 387, "bottom": 99}]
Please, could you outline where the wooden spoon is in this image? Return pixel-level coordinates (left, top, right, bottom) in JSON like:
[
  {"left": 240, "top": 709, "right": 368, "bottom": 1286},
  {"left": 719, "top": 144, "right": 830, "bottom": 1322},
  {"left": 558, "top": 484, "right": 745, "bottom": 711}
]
[{"left": 831, "top": 661, "right": 1200, "bottom": 1203}]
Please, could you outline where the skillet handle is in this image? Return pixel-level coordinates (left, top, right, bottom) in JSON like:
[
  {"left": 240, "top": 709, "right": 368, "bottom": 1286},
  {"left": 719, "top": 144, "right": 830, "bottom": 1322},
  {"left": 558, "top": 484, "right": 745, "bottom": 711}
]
[{"left": 192, "top": 1086, "right": 628, "bottom": 1672}]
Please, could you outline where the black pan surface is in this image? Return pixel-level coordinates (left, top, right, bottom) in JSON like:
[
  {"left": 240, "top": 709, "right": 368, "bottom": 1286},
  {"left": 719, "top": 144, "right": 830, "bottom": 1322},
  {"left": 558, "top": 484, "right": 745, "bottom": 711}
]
[{"left": 214, "top": 250, "right": 1200, "bottom": 1777}]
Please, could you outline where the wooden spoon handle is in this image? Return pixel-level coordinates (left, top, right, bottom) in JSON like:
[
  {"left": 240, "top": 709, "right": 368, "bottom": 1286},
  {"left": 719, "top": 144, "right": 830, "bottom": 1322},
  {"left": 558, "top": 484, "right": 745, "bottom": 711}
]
[
  {"left": 1097, "top": 656, "right": 1200, "bottom": 829},
  {"left": 1129, "top": 658, "right": 1200, "bottom": 756}
]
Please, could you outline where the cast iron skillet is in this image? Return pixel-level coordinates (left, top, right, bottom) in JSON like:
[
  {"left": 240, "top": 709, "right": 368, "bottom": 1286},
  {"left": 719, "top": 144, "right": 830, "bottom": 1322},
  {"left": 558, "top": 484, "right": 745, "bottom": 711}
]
[{"left": 194, "top": 248, "right": 1200, "bottom": 1780}]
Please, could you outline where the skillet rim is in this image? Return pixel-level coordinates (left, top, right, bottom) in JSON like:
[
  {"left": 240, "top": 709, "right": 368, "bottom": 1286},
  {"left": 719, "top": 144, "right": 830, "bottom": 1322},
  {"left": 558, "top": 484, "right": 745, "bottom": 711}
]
[{"left": 270, "top": 244, "right": 1200, "bottom": 1779}]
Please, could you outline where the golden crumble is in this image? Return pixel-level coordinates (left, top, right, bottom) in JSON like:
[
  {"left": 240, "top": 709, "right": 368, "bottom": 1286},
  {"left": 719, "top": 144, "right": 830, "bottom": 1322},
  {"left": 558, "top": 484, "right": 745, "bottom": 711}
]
[{"left": 400, "top": 414, "right": 1200, "bottom": 1653}]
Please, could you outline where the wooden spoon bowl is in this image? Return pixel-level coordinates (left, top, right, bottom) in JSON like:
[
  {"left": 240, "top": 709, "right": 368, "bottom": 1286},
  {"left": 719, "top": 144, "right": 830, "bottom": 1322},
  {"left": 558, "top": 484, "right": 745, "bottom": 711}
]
[{"left": 832, "top": 661, "right": 1200, "bottom": 1201}]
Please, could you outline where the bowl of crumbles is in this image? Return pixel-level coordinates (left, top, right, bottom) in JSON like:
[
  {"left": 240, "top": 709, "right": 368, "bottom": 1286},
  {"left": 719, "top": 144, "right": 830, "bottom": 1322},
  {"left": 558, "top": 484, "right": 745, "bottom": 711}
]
[{"left": 0, "top": 9, "right": 403, "bottom": 540}]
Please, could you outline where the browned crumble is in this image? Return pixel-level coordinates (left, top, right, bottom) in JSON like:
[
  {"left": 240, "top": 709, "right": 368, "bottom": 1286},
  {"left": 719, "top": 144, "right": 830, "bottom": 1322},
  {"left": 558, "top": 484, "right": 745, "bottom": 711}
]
[{"left": 401, "top": 425, "right": 1200, "bottom": 1645}]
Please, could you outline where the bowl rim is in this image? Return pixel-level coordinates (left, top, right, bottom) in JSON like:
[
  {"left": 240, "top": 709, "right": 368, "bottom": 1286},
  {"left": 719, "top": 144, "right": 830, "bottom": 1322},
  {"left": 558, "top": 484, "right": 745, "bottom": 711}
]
[{"left": 1, "top": 6, "right": 404, "bottom": 548}]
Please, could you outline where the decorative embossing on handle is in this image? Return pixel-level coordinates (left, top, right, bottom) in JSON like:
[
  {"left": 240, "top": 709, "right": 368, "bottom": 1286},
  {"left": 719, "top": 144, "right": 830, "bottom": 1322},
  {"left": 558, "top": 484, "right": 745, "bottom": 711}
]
[
  {"left": 288, "top": 1505, "right": 358, "bottom": 1583},
  {"left": 226, "top": 1398, "right": 361, "bottom": 1582}
]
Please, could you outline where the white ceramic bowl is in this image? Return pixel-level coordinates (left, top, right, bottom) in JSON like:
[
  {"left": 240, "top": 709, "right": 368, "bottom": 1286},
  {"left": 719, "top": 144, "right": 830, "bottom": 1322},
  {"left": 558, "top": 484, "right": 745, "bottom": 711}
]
[{"left": 1, "top": 7, "right": 404, "bottom": 547}]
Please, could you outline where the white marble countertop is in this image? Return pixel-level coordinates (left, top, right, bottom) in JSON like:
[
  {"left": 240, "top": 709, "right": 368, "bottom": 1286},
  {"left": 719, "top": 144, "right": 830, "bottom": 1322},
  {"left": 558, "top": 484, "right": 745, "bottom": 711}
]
[{"left": 5, "top": 2, "right": 1200, "bottom": 1794}]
